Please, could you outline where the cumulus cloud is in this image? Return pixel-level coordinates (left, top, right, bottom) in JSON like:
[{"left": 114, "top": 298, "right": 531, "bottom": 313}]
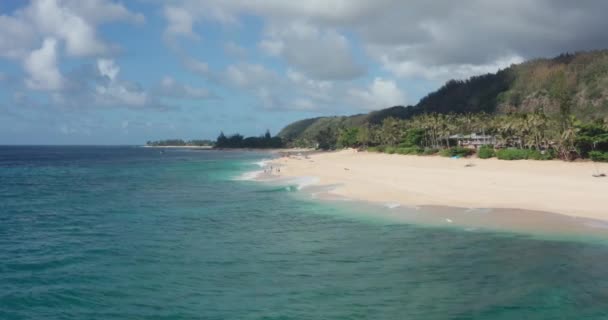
[
  {"left": 24, "top": 38, "right": 64, "bottom": 91},
  {"left": 26, "top": 0, "right": 108, "bottom": 56},
  {"left": 1, "top": 0, "right": 146, "bottom": 99},
  {"left": 211, "top": 62, "right": 403, "bottom": 112},
  {"left": 163, "top": 0, "right": 608, "bottom": 81},
  {"left": 259, "top": 22, "right": 365, "bottom": 80},
  {"left": 157, "top": 76, "right": 215, "bottom": 100},
  {"left": 223, "top": 63, "right": 280, "bottom": 88},
  {"left": 348, "top": 78, "right": 406, "bottom": 111},
  {"left": 181, "top": 56, "right": 210, "bottom": 76},
  {"left": 0, "top": 0, "right": 144, "bottom": 59},
  {"left": 94, "top": 58, "right": 149, "bottom": 108},
  {"left": 0, "top": 14, "right": 38, "bottom": 59},
  {"left": 163, "top": 6, "right": 198, "bottom": 39},
  {"left": 97, "top": 58, "right": 120, "bottom": 81}
]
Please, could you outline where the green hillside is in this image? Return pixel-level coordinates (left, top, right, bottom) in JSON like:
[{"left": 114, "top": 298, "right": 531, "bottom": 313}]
[{"left": 279, "top": 51, "right": 608, "bottom": 146}]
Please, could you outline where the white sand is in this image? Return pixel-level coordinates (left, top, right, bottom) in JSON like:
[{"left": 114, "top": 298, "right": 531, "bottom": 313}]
[{"left": 271, "top": 149, "right": 608, "bottom": 221}]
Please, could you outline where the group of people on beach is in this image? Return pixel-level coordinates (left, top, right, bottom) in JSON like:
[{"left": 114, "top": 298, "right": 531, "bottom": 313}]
[{"left": 264, "top": 165, "right": 280, "bottom": 174}]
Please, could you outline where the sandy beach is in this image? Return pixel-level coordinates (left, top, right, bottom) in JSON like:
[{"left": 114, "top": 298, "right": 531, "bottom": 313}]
[{"left": 270, "top": 149, "right": 608, "bottom": 221}]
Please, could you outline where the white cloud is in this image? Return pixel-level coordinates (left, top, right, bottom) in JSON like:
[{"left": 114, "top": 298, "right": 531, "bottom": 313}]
[
  {"left": 286, "top": 69, "right": 333, "bottom": 102},
  {"left": 164, "top": 0, "right": 608, "bottom": 82},
  {"left": 223, "top": 63, "right": 279, "bottom": 88},
  {"left": 95, "top": 83, "right": 148, "bottom": 107},
  {"left": 182, "top": 57, "right": 210, "bottom": 76},
  {"left": 0, "top": 0, "right": 143, "bottom": 60},
  {"left": 375, "top": 53, "right": 525, "bottom": 82},
  {"left": 24, "top": 38, "right": 64, "bottom": 91},
  {"left": 258, "top": 39, "right": 283, "bottom": 56},
  {"left": 260, "top": 22, "right": 364, "bottom": 80},
  {"left": 94, "top": 58, "right": 148, "bottom": 107},
  {"left": 97, "top": 58, "right": 120, "bottom": 81},
  {"left": 157, "top": 76, "right": 214, "bottom": 100},
  {"left": 24, "top": 0, "right": 111, "bottom": 56},
  {"left": 0, "top": 15, "right": 38, "bottom": 59},
  {"left": 348, "top": 77, "right": 406, "bottom": 111},
  {"left": 62, "top": 0, "right": 144, "bottom": 25},
  {"left": 163, "top": 6, "right": 198, "bottom": 39}
]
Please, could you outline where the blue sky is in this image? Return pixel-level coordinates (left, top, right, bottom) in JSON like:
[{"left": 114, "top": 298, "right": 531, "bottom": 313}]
[{"left": 2, "top": 0, "right": 608, "bottom": 144}]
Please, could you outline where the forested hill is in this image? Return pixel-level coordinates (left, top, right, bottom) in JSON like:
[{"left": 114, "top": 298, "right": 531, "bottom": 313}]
[{"left": 278, "top": 50, "right": 608, "bottom": 146}]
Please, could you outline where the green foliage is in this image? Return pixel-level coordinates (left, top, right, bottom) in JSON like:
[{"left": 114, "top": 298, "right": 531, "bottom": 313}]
[
  {"left": 337, "top": 127, "right": 360, "bottom": 148},
  {"left": 477, "top": 145, "right": 496, "bottom": 159},
  {"left": 496, "top": 149, "right": 529, "bottom": 160},
  {"left": 416, "top": 71, "right": 514, "bottom": 114},
  {"left": 574, "top": 121, "right": 608, "bottom": 157},
  {"left": 439, "top": 147, "right": 474, "bottom": 157},
  {"left": 384, "top": 146, "right": 397, "bottom": 154},
  {"left": 496, "top": 148, "right": 555, "bottom": 160},
  {"left": 367, "top": 146, "right": 422, "bottom": 155},
  {"left": 527, "top": 149, "right": 555, "bottom": 160},
  {"left": 422, "top": 148, "right": 439, "bottom": 155},
  {"left": 215, "top": 130, "right": 283, "bottom": 149},
  {"left": 395, "top": 147, "right": 423, "bottom": 155},
  {"left": 315, "top": 126, "right": 338, "bottom": 150},
  {"left": 401, "top": 128, "right": 425, "bottom": 147},
  {"left": 147, "top": 139, "right": 187, "bottom": 146},
  {"left": 590, "top": 151, "right": 608, "bottom": 162},
  {"left": 146, "top": 139, "right": 213, "bottom": 147}
]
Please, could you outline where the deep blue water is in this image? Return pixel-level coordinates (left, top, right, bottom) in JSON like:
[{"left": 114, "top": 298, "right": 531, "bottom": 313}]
[{"left": 1, "top": 146, "right": 607, "bottom": 319}]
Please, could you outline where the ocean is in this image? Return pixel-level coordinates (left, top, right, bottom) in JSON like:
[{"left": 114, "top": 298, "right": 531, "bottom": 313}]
[{"left": 1, "top": 146, "right": 607, "bottom": 319}]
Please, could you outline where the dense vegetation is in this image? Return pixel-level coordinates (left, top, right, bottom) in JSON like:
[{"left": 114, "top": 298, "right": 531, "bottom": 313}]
[
  {"left": 277, "top": 50, "right": 608, "bottom": 161},
  {"left": 215, "top": 130, "right": 284, "bottom": 149},
  {"left": 146, "top": 139, "right": 213, "bottom": 147},
  {"left": 309, "top": 112, "right": 608, "bottom": 161}
]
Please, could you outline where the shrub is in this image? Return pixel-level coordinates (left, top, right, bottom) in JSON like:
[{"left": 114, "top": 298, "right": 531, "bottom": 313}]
[
  {"left": 526, "top": 149, "right": 555, "bottom": 160},
  {"left": 478, "top": 145, "right": 495, "bottom": 159},
  {"left": 590, "top": 151, "right": 608, "bottom": 162},
  {"left": 422, "top": 148, "right": 439, "bottom": 155},
  {"left": 367, "top": 146, "right": 385, "bottom": 152},
  {"left": 395, "top": 147, "right": 423, "bottom": 155},
  {"left": 496, "top": 148, "right": 529, "bottom": 160},
  {"left": 385, "top": 146, "right": 397, "bottom": 154},
  {"left": 495, "top": 148, "right": 555, "bottom": 160},
  {"left": 439, "top": 146, "right": 474, "bottom": 157}
]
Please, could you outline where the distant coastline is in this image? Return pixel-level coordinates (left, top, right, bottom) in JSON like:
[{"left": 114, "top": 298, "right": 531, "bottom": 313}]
[{"left": 142, "top": 145, "right": 213, "bottom": 149}]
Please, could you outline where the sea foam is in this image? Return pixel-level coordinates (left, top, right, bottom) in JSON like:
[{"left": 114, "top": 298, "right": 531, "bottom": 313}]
[
  {"left": 254, "top": 159, "right": 272, "bottom": 168},
  {"left": 285, "top": 176, "right": 320, "bottom": 190},
  {"left": 234, "top": 170, "right": 264, "bottom": 181},
  {"left": 384, "top": 202, "right": 401, "bottom": 209}
]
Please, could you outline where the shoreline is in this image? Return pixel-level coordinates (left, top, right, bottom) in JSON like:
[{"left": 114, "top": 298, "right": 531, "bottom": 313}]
[
  {"left": 142, "top": 145, "right": 315, "bottom": 154},
  {"left": 142, "top": 145, "right": 213, "bottom": 149},
  {"left": 264, "top": 149, "right": 608, "bottom": 223}
]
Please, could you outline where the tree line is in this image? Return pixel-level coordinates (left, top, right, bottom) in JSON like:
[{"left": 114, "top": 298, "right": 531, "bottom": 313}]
[
  {"left": 146, "top": 139, "right": 213, "bottom": 146},
  {"left": 215, "top": 130, "right": 284, "bottom": 149},
  {"left": 313, "top": 111, "right": 608, "bottom": 162}
]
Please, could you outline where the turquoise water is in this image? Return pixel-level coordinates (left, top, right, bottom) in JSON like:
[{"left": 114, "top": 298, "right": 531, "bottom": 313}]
[{"left": 1, "top": 146, "right": 607, "bottom": 319}]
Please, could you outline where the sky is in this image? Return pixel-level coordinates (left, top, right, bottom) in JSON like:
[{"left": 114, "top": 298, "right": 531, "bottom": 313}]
[{"left": 2, "top": 1, "right": 608, "bottom": 144}]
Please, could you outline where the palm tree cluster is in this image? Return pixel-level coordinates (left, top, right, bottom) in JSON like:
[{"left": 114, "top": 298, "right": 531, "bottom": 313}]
[{"left": 337, "top": 111, "right": 608, "bottom": 161}]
